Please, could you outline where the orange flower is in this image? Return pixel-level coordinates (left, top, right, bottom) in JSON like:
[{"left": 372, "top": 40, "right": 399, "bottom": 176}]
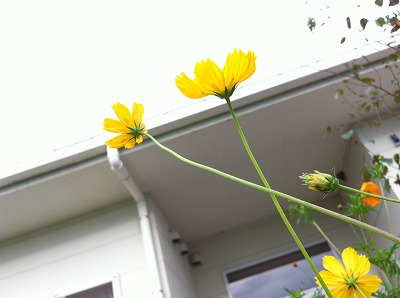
[{"left": 360, "top": 182, "right": 381, "bottom": 207}]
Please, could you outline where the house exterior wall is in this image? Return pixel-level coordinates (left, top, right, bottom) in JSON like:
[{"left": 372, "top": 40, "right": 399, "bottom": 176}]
[
  {"left": 188, "top": 198, "right": 352, "bottom": 298},
  {"left": 147, "top": 196, "right": 196, "bottom": 298},
  {"left": 0, "top": 201, "right": 151, "bottom": 298}
]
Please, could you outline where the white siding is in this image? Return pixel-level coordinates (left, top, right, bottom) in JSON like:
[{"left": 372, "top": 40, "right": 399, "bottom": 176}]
[
  {"left": 188, "top": 199, "right": 353, "bottom": 298},
  {"left": 0, "top": 201, "right": 152, "bottom": 298},
  {"left": 147, "top": 196, "right": 196, "bottom": 298}
]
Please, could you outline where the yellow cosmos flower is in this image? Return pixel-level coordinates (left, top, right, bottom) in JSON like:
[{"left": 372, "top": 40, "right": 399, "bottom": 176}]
[
  {"left": 360, "top": 182, "right": 381, "bottom": 207},
  {"left": 316, "top": 247, "right": 381, "bottom": 298},
  {"left": 175, "top": 49, "right": 256, "bottom": 100},
  {"left": 103, "top": 102, "right": 147, "bottom": 149}
]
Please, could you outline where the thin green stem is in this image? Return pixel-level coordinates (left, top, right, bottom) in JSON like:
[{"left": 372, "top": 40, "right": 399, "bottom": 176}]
[
  {"left": 144, "top": 133, "right": 400, "bottom": 244},
  {"left": 354, "top": 284, "right": 368, "bottom": 298},
  {"left": 378, "top": 180, "right": 393, "bottom": 234},
  {"left": 348, "top": 223, "right": 363, "bottom": 244},
  {"left": 312, "top": 221, "right": 341, "bottom": 255},
  {"left": 224, "top": 99, "right": 333, "bottom": 298},
  {"left": 358, "top": 215, "right": 368, "bottom": 245},
  {"left": 338, "top": 185, "right": 399, "bottom": 204},
  {"left": 362, "top": 214, "right": 378, "bottom": 251}
]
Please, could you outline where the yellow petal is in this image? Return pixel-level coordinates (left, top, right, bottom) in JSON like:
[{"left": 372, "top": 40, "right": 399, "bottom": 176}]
[
  {"left": 342, "top": 247, "right": 370, "bottom": 278},
  {"left": 322, "top": 255, "right": 346, "bottom": 277},
  {"left": 136, "top": 135, "right": 143, "bottom": 144},
  {"left": 194, "top": 59, "right": 225, "bottom": 95},
  {"left": 319, "top": 270, "right": 345, "bottom": 287},
  {"left": 223, "top": 49, "right": 256, "bottom": 90},
  {"left": 103, "top": 118, "right": 130, "bottom": 133},
  {"left": 175, "top": 73, "right": 208, "bottom": 99},
  {"left": 124, "top": 138, "right": 136, "bottom": 149},
  {"left": 106, "top": 134, "right": 134, "bottom": 149},
  {"left": 132, "top": 102, "right": 144, "bottom": 125},
  {"left": 330, "top": 286, "right": 353, "bottom": 298},
  {"left": 358, "top": 275, "right": 381, "bottom": 293},
  {"left": 112, "top": 102, "right": 134, "bottom": 128}
]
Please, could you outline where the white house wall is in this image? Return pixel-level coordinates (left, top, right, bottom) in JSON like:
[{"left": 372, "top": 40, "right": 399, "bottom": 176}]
[
  {"left": 188, "top": 199, "right": 352, "bottom": 298},
  {"left": 147, "top": 196, "right": 196, "bottom": 298},
  {"left": 0, "top": 201, "right": 151, "bottom": 298}
]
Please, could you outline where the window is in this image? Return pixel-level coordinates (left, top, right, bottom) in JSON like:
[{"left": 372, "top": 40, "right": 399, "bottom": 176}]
[{"left": 225, "top": 242, "right": 331, "bottom": 298}]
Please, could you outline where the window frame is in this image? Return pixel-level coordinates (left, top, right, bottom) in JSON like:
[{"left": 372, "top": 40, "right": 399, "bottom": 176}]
[{"left": 52, "top": 275, "right": 122, "bottom": 298}]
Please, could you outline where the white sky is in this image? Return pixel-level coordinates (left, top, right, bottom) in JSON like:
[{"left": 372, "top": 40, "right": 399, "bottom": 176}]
[{"left": 0, "top": 0, "right": 397, "bottom": 178}]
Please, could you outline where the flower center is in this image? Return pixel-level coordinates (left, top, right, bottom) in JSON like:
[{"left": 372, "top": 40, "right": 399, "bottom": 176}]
[
  {"left": 129, "top": 122, "right": 146, "bottom": 138},
  {"left": 345, "top": 276, "right": 358, "bottom": 290}
]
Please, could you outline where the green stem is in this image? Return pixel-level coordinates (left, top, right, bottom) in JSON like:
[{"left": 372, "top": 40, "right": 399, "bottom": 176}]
[
  {"left": 312, "top": 221, "right": 341, "bottom": 255},
  {"left": 224, "top": 98, "right": 333, "bottom": 298},
  {"left": 144, "top": 133, "right": 400, "bottom": 244},
  {"left": 354, "top": 283, "right": 368, "bottom": 298},
  {"left": 378, "top": 180, "right": 393, "bottom": 235},
  {"left": 338, "top": 184, "right": 399, "bottom": 204},
  {"left": 358, "top": 215, "right": 368, "bottom": 245},
  {"left": 348, "top": 223, "right": 363, "bottom": 244}
]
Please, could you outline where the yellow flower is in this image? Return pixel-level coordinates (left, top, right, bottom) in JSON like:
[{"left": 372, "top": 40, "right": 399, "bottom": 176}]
[
  {"left": 316, "top": 247, "right": 381, "bottom": 298},
  {"left": 103, "top": 102, "right": 147, "bottom": 149},
  {"left": 360, "top": 182, "right": 381, "bottom": 207},
  {"left": 299, "top": 170, "right": 339, "bottom": 193},
  {"left": 175, "top": 49, "right": 256, "bottom": 100}
]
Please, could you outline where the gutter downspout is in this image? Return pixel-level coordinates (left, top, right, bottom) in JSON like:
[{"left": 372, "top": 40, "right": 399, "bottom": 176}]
[{"left": 107, "top": 147, "right": 165, "bottom": 298}]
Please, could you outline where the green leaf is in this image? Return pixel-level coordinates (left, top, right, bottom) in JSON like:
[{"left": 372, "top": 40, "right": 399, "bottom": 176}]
[
  {"left": 307, "top": 17, "right": 316, "bottom": 32},
  {"left": 375, "top": 17, "right": 386, "bottom": 27},
  {"left": 335, "top": 88, "right": 344, "bottom": 99},
  {"left": 340, "top": 37, "right": 346, "bottom": 44},
  {"left": 372, "top": 120, "right": 380, "bottom": 126},
  {"left": 361, "top": 77, "right": 376, "bottom": 84},
  {"left": 394, "top": 153, "right": 399, "bottom": 165},
  {"left": 394, "top": 90, "right": 400, "bottom": 103},
  {"left": 388, "top": 53, "right": 399, "bottom": 61},
  {"left": 346, "top": 17, "right": 351, "bottom": 29},
  {"left": 325, "top": 125, "right": 332, "bottom": 136},
  {"left": 375, "top": 0, "right": 383, "bottom": 6},
  {"left": 360, "top": 18, "right": 369, "bottom": 30}
]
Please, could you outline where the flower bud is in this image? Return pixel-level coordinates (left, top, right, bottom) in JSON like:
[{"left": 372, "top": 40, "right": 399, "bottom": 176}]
[{"left": 299, "top": 171, "right": 340, "bottom": 194}]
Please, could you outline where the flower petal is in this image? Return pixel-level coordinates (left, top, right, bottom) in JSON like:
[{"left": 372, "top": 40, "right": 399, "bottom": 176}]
[
  {"left": 223, "top": 49, "right": 256, "bottom": 90},
  {"left": 175, "top": 73, "right": 208, "bottom": 99},
  {"left": 194, "top": 59, "right": 225, "bottom": 95},
  {"left": 112, "top": 102, "right": 134, "bottom": 127},
  {"left": 103, "top": 118, "right": 130, "bottom": 133},
  {"left": 106, "top": 134, "right": 134, "bottom": 148},
  {"left": 358, "top": 275, "right": 381, "bottom": 293},
  {"left": 322, "top": 255, "right": 346, "bottom": 277},
  {"left": 132, "top": 102, "right": 144, "bottom": 125}
]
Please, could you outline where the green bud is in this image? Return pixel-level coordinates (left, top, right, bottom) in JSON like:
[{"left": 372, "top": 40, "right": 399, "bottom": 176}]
[{"left": 299, "top": 170, "right": 340, "bottom": 194}]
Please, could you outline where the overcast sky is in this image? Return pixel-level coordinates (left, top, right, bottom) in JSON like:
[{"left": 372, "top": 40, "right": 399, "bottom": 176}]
[{"left": 0, "top": 0, "right": 397, "bottom": 178}]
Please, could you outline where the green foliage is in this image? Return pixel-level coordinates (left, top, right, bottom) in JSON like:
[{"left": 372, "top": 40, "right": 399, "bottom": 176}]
[
  {"left": 358, "top": 243, "right": 400, "bottom": 297},
  {"left": 343, "top": 193, "right": 376, "bottom": 217},
  {"left": 307, "top": 17, "right": 316, "bottom": 32},
  {"left": 285, "top": 287, "right": 306, "bottom": 298},
  {"left": 307, "top": 1, "right": 400, "bottom": 42},
  {"left": 288, "top": 201, "right": 315, "bottom": 224},
  {"left": 361, "top": 154, "right": 391, "bottom": 192},
  {"left": 360, "top": 18, "right": 369, "bottom": 30}
]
